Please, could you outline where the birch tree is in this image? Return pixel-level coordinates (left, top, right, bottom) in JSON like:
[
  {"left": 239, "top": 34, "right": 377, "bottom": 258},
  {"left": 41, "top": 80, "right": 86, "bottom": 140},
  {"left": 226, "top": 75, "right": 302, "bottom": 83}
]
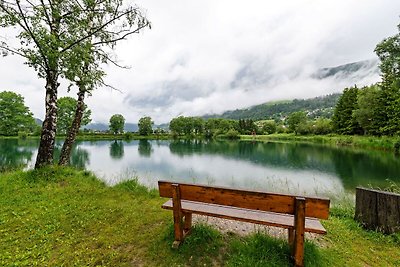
[{"left": 0, "top": 0, "right": 150, "bottom": 168}]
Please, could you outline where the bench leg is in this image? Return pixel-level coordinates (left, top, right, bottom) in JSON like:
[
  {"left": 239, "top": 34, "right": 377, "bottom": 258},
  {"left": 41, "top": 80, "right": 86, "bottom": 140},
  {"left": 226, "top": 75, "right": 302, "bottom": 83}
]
[
  {"left": 183, "top": 212, "right": 192, "bottom": 234},
  {"left": 293, "top": 197, "right": 306, "bottom": 267},
  {"left": 172, "top": 184, "right": 183, "bottom": 248},
  {"left": 288, "top": 228, "right": 294, "bottom": 251}
]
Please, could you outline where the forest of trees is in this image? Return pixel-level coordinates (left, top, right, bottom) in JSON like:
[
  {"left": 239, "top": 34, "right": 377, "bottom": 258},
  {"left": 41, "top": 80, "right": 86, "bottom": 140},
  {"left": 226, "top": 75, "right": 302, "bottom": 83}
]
[{"left": 204, "top": 94, "right": 341, "bottom": 121}]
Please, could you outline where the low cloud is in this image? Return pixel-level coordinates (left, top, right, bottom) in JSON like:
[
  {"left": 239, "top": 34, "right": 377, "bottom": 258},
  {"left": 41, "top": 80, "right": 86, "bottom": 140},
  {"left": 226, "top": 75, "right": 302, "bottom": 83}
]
[{"left": 1, "top": 0, "right": 399, "bottom": 123}]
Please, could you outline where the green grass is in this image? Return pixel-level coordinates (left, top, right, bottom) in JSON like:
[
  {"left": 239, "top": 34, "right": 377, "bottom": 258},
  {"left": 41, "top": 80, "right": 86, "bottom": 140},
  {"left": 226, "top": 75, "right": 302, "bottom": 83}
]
[
  {"left": 1, "top": 167, "right": 399, "bottom": 266},
  {"left": 242, "top": 133, "right": 400, "bottom": 152}
]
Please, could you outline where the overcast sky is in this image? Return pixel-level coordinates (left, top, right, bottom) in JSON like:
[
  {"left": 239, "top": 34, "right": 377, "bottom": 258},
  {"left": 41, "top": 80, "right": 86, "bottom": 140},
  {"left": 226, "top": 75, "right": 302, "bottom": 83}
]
[{"left": 1, "top": 0, "right": 399, "bottom": 124}]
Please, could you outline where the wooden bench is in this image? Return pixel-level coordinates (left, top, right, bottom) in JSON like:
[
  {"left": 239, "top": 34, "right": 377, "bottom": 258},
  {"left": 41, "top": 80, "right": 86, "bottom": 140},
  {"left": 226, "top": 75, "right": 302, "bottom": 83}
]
[{"left": 158, "top": 181, "right": 330, "bottom": 267}]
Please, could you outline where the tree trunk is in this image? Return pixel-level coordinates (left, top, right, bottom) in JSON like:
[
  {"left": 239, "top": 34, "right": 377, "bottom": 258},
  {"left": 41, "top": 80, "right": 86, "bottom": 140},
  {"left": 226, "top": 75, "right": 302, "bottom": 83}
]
[
  {"left": 58, "top": 90, "right": 86, "bottom": 166},
  {"left": 35, "top": 72, "right": 59, "bottom": 168}
]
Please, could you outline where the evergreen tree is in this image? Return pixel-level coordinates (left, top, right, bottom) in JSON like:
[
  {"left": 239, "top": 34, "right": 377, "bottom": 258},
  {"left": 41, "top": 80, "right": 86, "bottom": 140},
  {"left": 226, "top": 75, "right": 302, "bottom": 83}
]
[
  {"left": 375, "top": 24, "right": 400, "bottom": 135},
  {"left": 332, "top": 86, "right": 362, "bottom": 135},
  {"left": 352, "top": 85, "right": 383, "bottom": 135}
]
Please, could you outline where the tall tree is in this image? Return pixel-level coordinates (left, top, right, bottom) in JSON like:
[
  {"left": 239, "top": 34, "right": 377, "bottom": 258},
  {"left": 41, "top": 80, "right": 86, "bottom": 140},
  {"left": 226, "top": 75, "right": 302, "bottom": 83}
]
[
  {"left": 109, "top": 114, "right": 125, "bottom": 134},
  {"left": 332, "top": 87, "right": 362, "bottom": 135},
  {"left": 375, "top": 22, "right": 400, "bottom": 135},
  {"left": 352, "top": 85, "right": 383, "bottom": 135},
  {"left": 57, "top": 97, "right": 91, "bottom": 135},
  {"left": 0, "top": 1, "right": 150, "bottom": 168},
  {"left": 0, "top": 91, "right": 35, "bottom": 136},
  {"left": 287, "top": 111, "right": 307, "bottom": 134},
  {"left": 138, "top": 116, "right": 153, "bottom": 136}
]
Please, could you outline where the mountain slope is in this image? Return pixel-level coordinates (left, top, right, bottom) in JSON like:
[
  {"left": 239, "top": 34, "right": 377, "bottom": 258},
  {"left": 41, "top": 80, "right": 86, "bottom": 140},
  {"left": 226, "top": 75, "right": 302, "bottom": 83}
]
[{"left": 204, "top": 93, "right": 341, "bottom": 120}]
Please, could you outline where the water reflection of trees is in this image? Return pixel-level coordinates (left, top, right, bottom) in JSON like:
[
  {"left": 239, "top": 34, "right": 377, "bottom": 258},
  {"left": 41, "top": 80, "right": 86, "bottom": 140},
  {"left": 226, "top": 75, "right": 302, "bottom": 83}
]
[
  {"left": 53, "top": 142, "right": 90, "bottom": 169},
  {"left": 168, "top": 140, "right": 400, "bottom": 189},
  {"left": 138, "top": 139, "right": 152, "bottom": 157},
  {"left": 110, "top": 140, "right": 124, "bottom": 159},
  {"left": 0, "top": 139, "right": 37, "bottom": 171}
]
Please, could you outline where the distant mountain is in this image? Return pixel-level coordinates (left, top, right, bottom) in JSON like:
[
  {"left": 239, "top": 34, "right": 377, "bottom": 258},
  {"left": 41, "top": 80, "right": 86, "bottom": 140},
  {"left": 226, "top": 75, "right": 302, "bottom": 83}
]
[
  {"left": 83, "top": 122, "right": 168, "bottom": 132},
  {"left": 204, "top": 94, "right": 341, "bottom": 121},
  {"left": 312, "top": 59, "right": 379, "bottom": 80},
  {"left": 35, "top": 118, "right": 43, "bottom": 126},
  {"left": 83, "top": 122, "right": 138, "bottom": 132}
]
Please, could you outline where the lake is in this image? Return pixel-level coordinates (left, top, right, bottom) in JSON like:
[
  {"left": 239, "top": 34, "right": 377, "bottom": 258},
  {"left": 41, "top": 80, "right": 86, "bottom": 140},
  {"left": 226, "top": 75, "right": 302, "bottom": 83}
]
[{"left": 1, "top": 138, "right": 400, "bottom": 199}]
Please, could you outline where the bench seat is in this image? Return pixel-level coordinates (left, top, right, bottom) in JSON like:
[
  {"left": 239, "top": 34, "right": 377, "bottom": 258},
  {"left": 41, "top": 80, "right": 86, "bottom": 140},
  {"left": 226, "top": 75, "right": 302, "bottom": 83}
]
[{"left": 162, "top": 199, "right": 326, "bottom": 234}]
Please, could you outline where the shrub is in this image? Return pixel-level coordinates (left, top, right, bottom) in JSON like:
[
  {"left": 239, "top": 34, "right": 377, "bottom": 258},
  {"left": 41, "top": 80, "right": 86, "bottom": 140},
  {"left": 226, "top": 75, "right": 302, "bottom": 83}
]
[
  {"left": 296, "top": 122, "right": 313, "bottom": 135},
  {"left": 262, "top": 121, "right": 277, "bottom": 135},
  {"left": 225, "top": 129, "right": 240, "bottom": 139},
  {"left": 17, "top": 131, "right": 28, "bottom": 139},
  {"left": 124, "top": 132, "right": 134, "bottom": 140},
  {"left": 313, "top": 118, "right": 333, "bottom": 135},
  {"left": 276, "top": 125, "right": 287, "bottom": 134},
  {"left": 394, "top": 140, "right": 400, "bottom": 155}
]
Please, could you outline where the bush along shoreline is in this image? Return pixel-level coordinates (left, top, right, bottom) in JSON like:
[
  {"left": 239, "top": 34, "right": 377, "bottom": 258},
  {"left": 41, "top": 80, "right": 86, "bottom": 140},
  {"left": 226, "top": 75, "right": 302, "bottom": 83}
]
[{"left": 1, "top": 166, "right": 399, "bottom": 266}]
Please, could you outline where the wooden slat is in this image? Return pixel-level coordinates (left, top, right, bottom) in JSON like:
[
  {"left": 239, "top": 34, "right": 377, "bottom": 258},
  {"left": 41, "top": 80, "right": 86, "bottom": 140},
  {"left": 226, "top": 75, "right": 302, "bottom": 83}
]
[
  {"left": 162, "top": 199, "right": 327, "bottom": 234},
  {"left": 159, "top": 181, "right": 330, "bottom": 219}
]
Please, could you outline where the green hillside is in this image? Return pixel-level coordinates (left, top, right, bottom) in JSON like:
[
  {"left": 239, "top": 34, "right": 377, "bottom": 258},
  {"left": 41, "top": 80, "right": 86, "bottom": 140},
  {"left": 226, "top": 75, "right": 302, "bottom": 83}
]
[{"left": 205, "top": 93, "right": 341, "bottom": 121}]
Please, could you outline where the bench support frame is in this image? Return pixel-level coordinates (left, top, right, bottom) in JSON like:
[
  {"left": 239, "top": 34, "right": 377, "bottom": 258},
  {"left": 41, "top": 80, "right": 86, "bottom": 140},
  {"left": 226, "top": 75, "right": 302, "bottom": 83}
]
[{"left": 161, "top": 182, "right": 328, "bottom": 267}]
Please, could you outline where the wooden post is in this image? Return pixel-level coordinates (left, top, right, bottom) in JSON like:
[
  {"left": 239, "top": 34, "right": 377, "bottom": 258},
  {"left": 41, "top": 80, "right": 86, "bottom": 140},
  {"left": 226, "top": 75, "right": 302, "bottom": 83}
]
[
  {"left": 172, "top": 184, "right": 183, "bottom": 248},
  {"left": 288, "top": 228, "right": 295, "bottom": 251},
  {"left": 356, "top": 187, "right": 400, "bottom": 234},
  {"left": 355, "top": 187, "right": 378, "bottom": 229},
  {"left": 183, "top": 212, "right": 192, "bottom": 234},
  {"left": 293, "top": 197, "right": 306, "bottom": 267}
]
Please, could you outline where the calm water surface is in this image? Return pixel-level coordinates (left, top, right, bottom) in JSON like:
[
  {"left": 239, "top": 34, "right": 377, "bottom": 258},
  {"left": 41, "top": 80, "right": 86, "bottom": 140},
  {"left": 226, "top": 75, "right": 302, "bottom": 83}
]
[{"left": 1, "top": 138, "right": 400, "bottom": 198}]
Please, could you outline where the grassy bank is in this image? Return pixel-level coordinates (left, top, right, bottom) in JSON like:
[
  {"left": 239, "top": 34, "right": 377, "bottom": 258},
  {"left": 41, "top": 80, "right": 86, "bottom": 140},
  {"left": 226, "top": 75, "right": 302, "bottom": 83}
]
[
  {"left": 241, "top": 133, "right": 400, "bottom": 152},
  {"left": 1, "top": 168, "right": 399, "bottom": 266}
]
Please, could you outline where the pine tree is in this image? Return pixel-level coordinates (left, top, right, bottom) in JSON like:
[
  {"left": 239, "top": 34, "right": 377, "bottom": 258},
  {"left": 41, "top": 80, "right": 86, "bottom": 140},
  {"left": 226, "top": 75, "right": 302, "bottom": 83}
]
[{"left": 332, "top": 86, "right": 362, "bottom": 135}]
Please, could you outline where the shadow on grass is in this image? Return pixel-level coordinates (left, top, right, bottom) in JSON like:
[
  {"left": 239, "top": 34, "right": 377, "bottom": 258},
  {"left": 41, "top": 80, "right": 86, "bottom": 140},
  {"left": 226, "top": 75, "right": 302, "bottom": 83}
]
[
  {"left": 152, "top": 222, "right": 323, "bottom": 267},
  {"left": 227, "top": 232, "right": 322, "bottom": 267}
]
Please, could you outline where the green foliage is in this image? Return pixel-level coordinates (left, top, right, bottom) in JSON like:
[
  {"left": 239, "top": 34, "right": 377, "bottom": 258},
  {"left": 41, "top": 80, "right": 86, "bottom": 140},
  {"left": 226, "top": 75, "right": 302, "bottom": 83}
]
[
  {"left": 17, "top": 131, "right": 28, "bottom": 139},
  {"left": 238, "top": 119, "right": 257, "bottom": 134},
  {"left": 109, "top": 114, "right": 125, "bottom": 134},
  {"left": 332, "top": 86, "right": 362, "bottom": 135},
  {"left": 375, "top": 22, "right": 400, "bottom": 135},
  {"left": 0, "top": 91, "right": 36, "bottom": 136},
  {"left": 205, "top": 94, "right": 340, "bottom": 121},
  {"left": 169, "top": 116, "right": 205, "bottom": 136},
  {"left": 225, "top": 129, "right": 240, "bottom": 139},
  {"left": 138, "top": 116, "right": 154, "bottom": 136},
  {"left": 394, "top": 140, "right": 400, "bottom": 155},
  {"left": 287, "top": 111, "right": 307, "bottom": 134},
  {"left": 352, "top": 85, "right": 383, "bottom": 135},
  {"left": 276, "top": 125, "right": 287, "bottom": 134},
  {"left": 296, "top": 121, "right": 313, "bottom": 135},
  {"left": 124, "top": 132, "right": 134, "bottom": 140},
  {"left": 313, "top": 118, "right": 333, "bottom": 135},
  {"left": 261, "top": 121, "right": 277, "bottom": 135},
  {"left": 57, "top": 97, "right": 91, "bottom": 135}
]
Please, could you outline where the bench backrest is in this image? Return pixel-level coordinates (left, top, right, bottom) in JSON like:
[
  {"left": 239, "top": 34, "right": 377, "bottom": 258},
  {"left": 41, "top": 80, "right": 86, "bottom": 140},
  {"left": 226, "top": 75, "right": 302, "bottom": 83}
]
[{"left": 158, "top": 181, "right": 330, "bottom": 219}]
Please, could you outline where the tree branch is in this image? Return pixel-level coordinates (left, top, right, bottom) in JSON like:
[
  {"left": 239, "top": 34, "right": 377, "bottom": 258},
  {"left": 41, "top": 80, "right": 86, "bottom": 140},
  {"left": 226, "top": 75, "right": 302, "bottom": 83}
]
[
  {"left": 39, "top": 0, "right": 53, "bottom": 31},
  {"left": 60, "top": 8, "right": 138, "bottom": 53},
  {"left": 0, "top": 44, "right": 28, "bottom": 58},
  {"left": 15, "top": 0, "right": 50, "bottom": 71},
  {"left": 92, "top": 22, "right": 149, "bottom": 46}
]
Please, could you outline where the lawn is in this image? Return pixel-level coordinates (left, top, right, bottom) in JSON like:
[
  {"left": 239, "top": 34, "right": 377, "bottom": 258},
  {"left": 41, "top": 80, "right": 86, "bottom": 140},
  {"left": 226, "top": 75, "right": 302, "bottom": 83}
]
[{"left": 0, "top": 167, "right": 399, "bottom": 266}]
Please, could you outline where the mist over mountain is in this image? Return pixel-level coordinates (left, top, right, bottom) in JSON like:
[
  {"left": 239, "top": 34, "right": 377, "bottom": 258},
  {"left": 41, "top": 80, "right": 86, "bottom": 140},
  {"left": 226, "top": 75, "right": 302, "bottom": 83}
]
[
  {"left": 204, "top": 59, "right": 379, "bottom": 120},
  {"left": 312, "top": 59, "right": 379, "bottom": 80}
]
